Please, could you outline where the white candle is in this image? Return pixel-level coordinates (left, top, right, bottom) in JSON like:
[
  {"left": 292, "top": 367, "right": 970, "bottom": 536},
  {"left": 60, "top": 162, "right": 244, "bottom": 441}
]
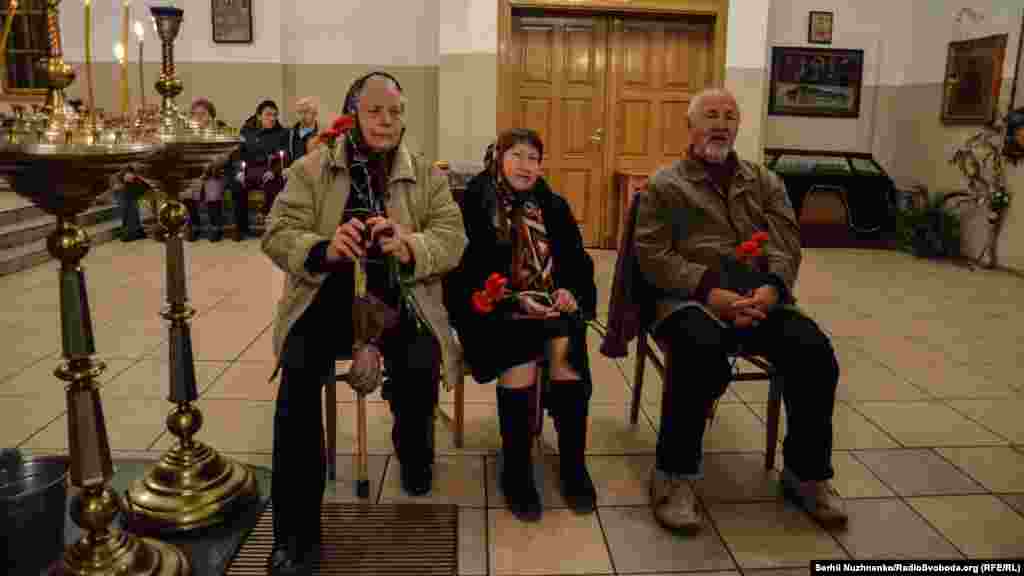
[{"left": 134, "top": 20, "right": 145, "bottom": 110}]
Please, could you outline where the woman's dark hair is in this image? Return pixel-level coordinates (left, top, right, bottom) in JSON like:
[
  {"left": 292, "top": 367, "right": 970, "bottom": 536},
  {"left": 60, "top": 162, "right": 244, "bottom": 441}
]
[
  {"left": 256, "top": 99, "right": 278, "bottom": 116},
  {"left": 191, "top": 97, "right": 216, "bottom": 119},
  {"left": 494, "top": 128, "right": 544, "bottom": 163}
]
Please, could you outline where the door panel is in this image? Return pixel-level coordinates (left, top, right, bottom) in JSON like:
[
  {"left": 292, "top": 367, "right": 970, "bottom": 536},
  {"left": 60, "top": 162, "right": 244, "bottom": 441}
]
[
  {"left": 607, "top": 17, "right": 715, "bottom": 245},
  {"left": 609, "top": 17, "right": 714, "bottom": 174},
  {"left": 507, "top": 15, "right": 608, "bottom": 247}
]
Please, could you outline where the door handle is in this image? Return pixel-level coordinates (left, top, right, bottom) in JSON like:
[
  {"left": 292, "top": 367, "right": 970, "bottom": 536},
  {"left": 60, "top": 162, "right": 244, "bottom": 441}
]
[{"left": 590, "top": 128, "right": 604, "bottom": 143}]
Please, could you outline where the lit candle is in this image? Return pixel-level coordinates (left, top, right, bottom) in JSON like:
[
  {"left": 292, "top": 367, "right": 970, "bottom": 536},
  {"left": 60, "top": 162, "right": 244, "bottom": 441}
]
[
  {"left": 120, "top": 0, "right": 130, "bottom": 116},
  {"left": 83, "top": 0, "right": 96, "bottom": 127},
  {"left": 134, "top": 21, "right": 145, "bottom": 110},
  {"left": 114, "top": 42, "right": 127, "bottom": 116},
  {"left": 0, "top": 1, "right": 17, "bottom": 59}
]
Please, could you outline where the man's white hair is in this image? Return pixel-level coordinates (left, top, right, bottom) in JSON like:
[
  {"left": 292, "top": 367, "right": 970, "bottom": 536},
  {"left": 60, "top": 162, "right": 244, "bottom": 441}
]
[{"left": 687, "top": 88, "right": 738, "bottom": 123}]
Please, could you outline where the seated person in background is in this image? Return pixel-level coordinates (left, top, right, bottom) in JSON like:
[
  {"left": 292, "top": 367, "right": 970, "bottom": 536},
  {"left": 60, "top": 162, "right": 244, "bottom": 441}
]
[
  {"left": 183, "top": 97, "right": 231, "bottom": 242},
  {"left": 261, "top": 72, "right": 466, "bottom": 575},
  {"left": 286, "top": 97, "right": 319, "bottom": 165},
  {"left": 448, "top": 129, "right": 598, "bottom": 522},
  {"left": 634, "top": 88, "right": 847, "bottom": 533},
  {"left": 112, "top": 168, "right": 149, "bottom": 242},
  {"left": 229, "top": 99, "right": 288, "bottom": 241}
]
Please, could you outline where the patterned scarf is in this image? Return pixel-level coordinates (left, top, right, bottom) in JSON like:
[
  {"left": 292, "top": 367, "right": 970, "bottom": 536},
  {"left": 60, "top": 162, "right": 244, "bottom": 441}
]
[{"left": 492, "top": 166, "right": 554, "bottom": 293}]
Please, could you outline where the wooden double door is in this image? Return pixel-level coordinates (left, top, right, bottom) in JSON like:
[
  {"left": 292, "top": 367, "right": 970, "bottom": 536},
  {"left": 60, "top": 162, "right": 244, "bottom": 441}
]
[{"left": 501, "top": 12, "right": 716, "bottom": 248}]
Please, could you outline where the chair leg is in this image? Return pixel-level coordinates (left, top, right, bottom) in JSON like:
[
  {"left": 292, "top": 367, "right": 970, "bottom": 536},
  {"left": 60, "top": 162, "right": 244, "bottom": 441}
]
[
  {"left": 765, "top": 376, "right": 782, "bottom": 470},
  {"left": 454, "top": 373, "right": 465, "bottom": 449},
  {"left": 326, "top": 380, "right": 337, "bottom": 481},
  {"left": 354, "top": 391, "right": 370, "bottom": 496},
  {"left": 630, "top": 334, "right": 648, "bottom": 426}
]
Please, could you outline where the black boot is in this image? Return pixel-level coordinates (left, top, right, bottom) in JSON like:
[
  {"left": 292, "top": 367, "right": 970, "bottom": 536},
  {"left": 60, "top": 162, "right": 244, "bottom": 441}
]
[
  {"left": 393, "top": 410, "right": 434, "bottom": 496},
  {"left": 549, "top": 381, "right": 597, "bottom": 513},
  {"left": 182, "top": 199, "right": 200, "bottom": 242},
  {"left": 207, "top": 201, "right": 224, "bottom": 242},
  {"left": 497, "top": 386, "right": 543, "bottom": 522}
]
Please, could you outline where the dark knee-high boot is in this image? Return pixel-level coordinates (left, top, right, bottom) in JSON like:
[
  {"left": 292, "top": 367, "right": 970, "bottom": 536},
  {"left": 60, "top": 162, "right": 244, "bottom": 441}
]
[
  {"left": 392, "top": 408, "right": 434, "bottom": 496},
  {"left": 548, "top": 381, "right": 596, "bottom": 513},
  {"left": 182, "top": 199, "right": 200, "bottom": 242},
  {"left": 206, "top": 201, "right": 224, "bottom": 242},
  {"left": 497, "top": 385, "right": 542, "bottom": 522}
]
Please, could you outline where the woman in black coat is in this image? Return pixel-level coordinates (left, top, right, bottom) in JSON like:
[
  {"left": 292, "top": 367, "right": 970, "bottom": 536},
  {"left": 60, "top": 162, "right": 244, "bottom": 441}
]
[
  {"left": 448, "top": 128, "right": 598, "bottom": 522},
  {"left": 229, "top": 99, "right": 289, "bottom": 240}
]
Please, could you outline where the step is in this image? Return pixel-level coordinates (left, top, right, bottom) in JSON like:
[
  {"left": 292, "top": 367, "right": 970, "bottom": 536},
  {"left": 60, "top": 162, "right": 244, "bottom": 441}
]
[
  {"left": 0, "top": 218, "right": 122, "bottom": 277},
  {"left": 0, "top": 203, "right": 119, "bottom": 251}
]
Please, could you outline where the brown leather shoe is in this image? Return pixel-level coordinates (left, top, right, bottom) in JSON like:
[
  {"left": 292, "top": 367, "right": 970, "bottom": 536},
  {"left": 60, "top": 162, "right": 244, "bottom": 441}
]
[
  {"left": 649, "top": 469, "right": 702, "bottom": 533},
  {"left": 781, "top": 467, "right": 848, "bottom": 529}
]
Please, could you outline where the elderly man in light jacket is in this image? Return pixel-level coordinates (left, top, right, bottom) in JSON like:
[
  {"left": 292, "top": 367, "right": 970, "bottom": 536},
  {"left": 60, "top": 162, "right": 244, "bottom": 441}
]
[
  {"left": 634, "top": 88, "right": 847, "bottom": 535},
  {"left": 261, "top": 72, "right": 466, "bottom": 576}
]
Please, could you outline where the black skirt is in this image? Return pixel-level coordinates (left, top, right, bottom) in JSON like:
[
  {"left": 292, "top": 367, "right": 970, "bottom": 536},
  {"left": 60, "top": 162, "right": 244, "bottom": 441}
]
[{"left": 462, "top": 308, "right": 576, "bottom": 384}]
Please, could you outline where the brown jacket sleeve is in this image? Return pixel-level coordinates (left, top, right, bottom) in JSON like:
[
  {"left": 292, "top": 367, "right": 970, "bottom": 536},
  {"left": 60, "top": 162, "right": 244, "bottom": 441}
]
[
  {"left": 633, "top": 169, "right": 711, "bottom": 299},
  {"left": 401, "top": 160, "right": 467, "bottom": 282},
  {"left": 755, "top": 164, "right": 801, "bottom": 293}
]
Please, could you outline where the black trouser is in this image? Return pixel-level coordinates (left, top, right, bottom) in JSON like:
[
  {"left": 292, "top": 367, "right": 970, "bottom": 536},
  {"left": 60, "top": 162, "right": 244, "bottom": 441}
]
[
  {"left": 229, "top": 167, "right": 284, "bottom": 236},
  {"left": 271, "top": 308, "right": 441, "bottom": 557},
  {"left": 654, "top": 306, "right": 839, "bottom": 481},
  {"left": 116, "top": 182, "right": 147, "bottom": 237}
]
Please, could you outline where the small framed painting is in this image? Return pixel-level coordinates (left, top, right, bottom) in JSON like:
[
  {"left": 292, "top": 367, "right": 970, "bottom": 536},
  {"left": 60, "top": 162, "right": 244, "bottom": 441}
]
[
  {"left": 212, "top": 0, "right": 253, "bottom": 44},
  {"left": 808, "top": 11, "right": 833, "bottom": 45}
]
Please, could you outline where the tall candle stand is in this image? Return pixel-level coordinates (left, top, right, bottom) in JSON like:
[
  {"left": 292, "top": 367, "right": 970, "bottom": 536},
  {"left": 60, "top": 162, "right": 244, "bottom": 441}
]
[
  {"left": 124, "top": 5, "right": 257, "bottom": 534},
  {"left": 40, "top": 0, "right": 76, "bottom": 138},
  {"left": 0, "top": 122, "right": 188, "bottom": 576}
]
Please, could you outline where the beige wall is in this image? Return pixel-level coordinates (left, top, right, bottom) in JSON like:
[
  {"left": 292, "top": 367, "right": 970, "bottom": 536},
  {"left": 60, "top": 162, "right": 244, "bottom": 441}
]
[
  {"left": 438, "top": 53, "right": 497, "bottom": 164},
  {"left": 725, "top": 67, "right": 767, "bottom": 163}
]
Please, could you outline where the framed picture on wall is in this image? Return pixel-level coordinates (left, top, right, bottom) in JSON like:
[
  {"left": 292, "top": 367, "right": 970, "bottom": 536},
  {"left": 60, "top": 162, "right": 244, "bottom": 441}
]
[
  {"left": 768, "top": 47, "right": 864, "bottom": 118},
  {"left": 212, "top": 0, "right": 253, "bottom": 44},
  {"left": 808, "top": 11, "right": 833, "bottom": 45},
  {"left": 940, "top": 34, "right": 1007, "bottom": 125}
]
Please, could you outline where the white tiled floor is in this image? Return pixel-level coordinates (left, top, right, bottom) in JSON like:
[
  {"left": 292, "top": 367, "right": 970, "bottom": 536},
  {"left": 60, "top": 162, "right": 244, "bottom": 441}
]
[{"left": 4, "top": 237, "right": 1024, "bottom": 574}]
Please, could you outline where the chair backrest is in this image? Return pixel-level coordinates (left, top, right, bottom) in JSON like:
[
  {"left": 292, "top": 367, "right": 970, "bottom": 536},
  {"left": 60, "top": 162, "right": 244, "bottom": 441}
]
[{"left": 600, "top": 190, "right": 647, "bottom": 359}]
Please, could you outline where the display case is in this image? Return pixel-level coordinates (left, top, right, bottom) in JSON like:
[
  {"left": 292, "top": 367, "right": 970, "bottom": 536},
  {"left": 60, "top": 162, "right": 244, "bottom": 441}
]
[{"left": 764, "top": 148, "right": 896, "bottom": 248}]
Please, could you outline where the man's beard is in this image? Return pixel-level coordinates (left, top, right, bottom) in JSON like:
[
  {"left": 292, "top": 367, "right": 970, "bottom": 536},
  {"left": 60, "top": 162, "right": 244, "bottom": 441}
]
[{"left": 698, "top": 141, "right": 733, "bottom": 164}]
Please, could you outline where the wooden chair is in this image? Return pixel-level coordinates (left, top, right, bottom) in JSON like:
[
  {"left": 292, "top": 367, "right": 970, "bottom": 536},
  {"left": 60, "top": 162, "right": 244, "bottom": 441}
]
[
  {"left": 631, "top": 330, "right": 783, "bottom": 470},
  {"left": 326, "top": 334, "right": 465, "bottom": 499},
  {"left": 607, "top": 190, "right": 784, "bottom": 470}
]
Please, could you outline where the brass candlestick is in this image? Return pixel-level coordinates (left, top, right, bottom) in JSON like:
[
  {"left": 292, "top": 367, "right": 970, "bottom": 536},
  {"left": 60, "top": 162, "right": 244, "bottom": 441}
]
[
  {"left": 0, "top": 139, "right": 188, "bottom": 576},
  {"left": 151, "top": 6, "right": 183, "bottom": 134},
  {"left": 39, "top": 0, "right": 76, "bottom": 140},
  {"left": 124, "top": 5, "right": 257, "bottom": 534}
]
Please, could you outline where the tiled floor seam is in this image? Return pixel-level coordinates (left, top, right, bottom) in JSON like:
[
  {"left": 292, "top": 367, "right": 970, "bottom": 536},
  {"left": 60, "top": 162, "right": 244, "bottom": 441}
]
[
  {"left": 15, "top": 410, "right": 67, "bottom": 448},
  {"left": 847, "top": 450, "right": 969, "bottom": 559},
  {"left": 939, "top": 399, "right": 1017, "bottom": 445}
]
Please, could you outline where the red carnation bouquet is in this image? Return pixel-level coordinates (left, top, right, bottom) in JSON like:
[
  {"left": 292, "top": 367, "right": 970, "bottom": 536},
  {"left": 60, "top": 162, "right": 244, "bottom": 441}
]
[
  {"left": 735, "top": 230, "right": 770, "bottom": 269},
  {"left": 471, "top": 272, "right": 553, "bottom": 314},
  {"left": 318, "top": 114, "right": 356, "bottom": 148},
  {"left": 718, "top": 230, "right": 771, "bottom": 296},
  {"left": 469, "top": 272, "right": 609, "bottom": 337}
]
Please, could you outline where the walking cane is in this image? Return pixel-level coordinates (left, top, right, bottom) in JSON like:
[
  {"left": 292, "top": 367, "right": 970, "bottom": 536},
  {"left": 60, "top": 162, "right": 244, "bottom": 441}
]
[{"left": 352, "top": 257, "right": 371, "bottom": 499}]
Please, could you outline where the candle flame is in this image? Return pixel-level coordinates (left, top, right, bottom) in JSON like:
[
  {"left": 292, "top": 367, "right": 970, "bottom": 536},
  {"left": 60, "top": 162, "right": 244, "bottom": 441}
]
[
  {"left": 134, "top": 20, "right": 144, "bottom": 40},
  {"left": 83, "top": 0, "right": 90, "bottom": 7},
  {"left": 114, "top": 42, "right": 124, "bottom": 62}
]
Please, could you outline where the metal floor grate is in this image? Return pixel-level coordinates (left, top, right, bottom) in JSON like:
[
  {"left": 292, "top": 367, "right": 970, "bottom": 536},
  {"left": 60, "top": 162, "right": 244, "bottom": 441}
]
[{"left": 224, "top": 502, "right": 458, "bottom": 575}]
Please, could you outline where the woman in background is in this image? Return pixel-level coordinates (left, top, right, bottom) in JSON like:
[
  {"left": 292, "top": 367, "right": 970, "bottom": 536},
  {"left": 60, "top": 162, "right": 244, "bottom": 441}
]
[{"left": 183, "top": 98, "right": 230, "bottom": 241}]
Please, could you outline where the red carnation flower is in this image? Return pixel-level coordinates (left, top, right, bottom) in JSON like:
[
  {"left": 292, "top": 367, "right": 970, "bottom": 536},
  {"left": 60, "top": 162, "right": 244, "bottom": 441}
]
[
  {"left": 484, "top": 272, "right": 508, "bottom": 301},
  {"left": 736, "top": 240, "right": 762, "bottom": 259},
  {"left": 471, "top": 291, "right": 494, "bottom": 314},
  {"left": 333, "top": 114, "right": 356, "bottom": 133}
]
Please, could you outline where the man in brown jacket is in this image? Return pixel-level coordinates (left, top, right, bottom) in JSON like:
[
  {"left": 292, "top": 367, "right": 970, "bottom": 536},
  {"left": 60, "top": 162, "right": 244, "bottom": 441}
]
[
  {"left": 634, "top": 88, "right": 847, "bottom": 534},
  {"left": 261, "top": 72, "right": 466, "bottom": 575}
]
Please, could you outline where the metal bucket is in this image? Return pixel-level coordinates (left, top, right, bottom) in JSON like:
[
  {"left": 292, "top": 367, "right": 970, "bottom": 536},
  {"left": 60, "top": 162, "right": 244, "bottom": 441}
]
[{"left": 1, "top": 454, "right": 69, "bottom": 576}]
